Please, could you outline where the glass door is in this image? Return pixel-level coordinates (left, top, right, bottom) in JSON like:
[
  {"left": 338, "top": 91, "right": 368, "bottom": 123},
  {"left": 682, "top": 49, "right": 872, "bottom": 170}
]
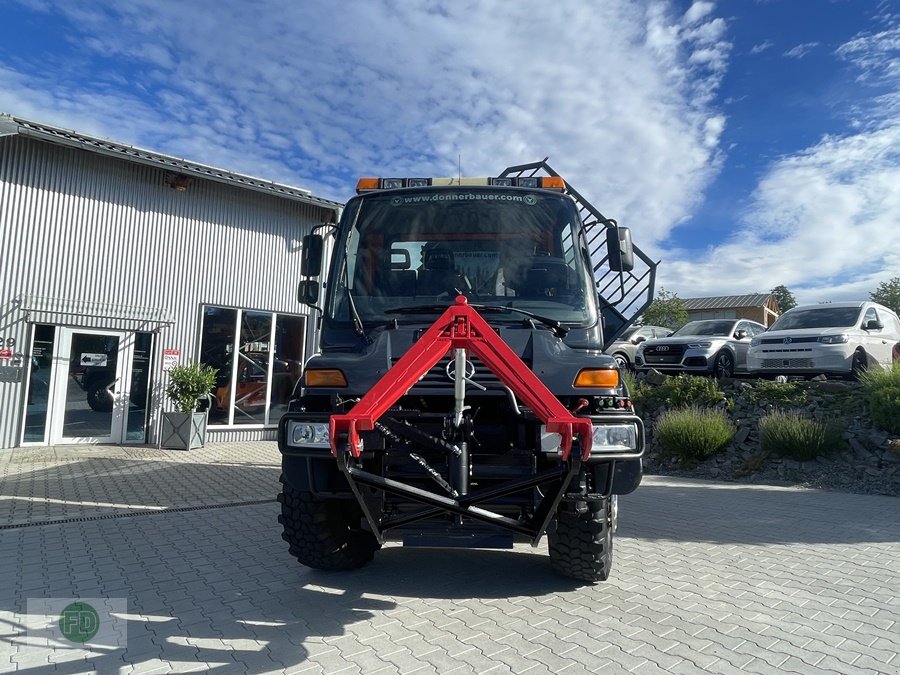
[{"left": 49, "top": 328, "right": 134, "bottom": 444}]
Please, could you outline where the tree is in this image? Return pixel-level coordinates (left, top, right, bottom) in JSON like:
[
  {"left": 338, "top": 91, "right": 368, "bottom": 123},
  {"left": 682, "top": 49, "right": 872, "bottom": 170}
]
[
  {"left": 770, "top": 285, "right": 797, "bottom": 313},
  {"left": 640, "top": 287, "right": 688, "bottom": 330},
  {"left": 870, "top": 277, "right": 900, "bottom": 315}
]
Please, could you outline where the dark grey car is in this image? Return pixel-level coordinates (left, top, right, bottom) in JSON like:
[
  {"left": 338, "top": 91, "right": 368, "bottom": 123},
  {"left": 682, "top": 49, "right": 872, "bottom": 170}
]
[
  {"left": 605, "top": 325, "right": 672, "bottom": 370},
  {"left": 634, "top": 319, "right": 766, "bottom": 378}
]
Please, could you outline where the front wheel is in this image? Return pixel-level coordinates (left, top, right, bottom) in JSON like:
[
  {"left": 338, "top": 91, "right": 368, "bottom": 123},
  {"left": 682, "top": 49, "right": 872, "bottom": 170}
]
[
  {"left": 548, "top": 498, "right": 613, "bottom": 583},
  {"left": 713, "top": 350, "right": 734, "bottom": 379},
  {"left": 277, "top": 474, "right": 379, "bottom": 571},
  {"left": 612, "top": 352, "right": 631, "bottom": 371},
  {"left": 850, "top": 350, "right": 868, "bottom": 380}
]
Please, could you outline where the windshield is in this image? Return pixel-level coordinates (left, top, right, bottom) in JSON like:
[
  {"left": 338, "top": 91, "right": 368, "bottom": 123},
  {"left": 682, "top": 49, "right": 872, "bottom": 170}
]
[
  {"left": 672, "top": 320, "right": 736, "bottom": 337},
  {"left": 327, "top": 188, "right": 596, "bottom": 326},
  {"left": 769, "top": 306, "right": 862, "bottom": 330}
]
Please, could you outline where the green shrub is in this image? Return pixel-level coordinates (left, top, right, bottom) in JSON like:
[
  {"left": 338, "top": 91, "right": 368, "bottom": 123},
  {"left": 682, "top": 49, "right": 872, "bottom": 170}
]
[
  {"left": 660, "top": 375, "right": 725, "bottom": 408},
  {"left": 636, "top": 374, "right": 725, "bottom": 410},
  {"left": 747, "top": 379, "right": 808, "bottom": 406},
  {"left": 656, "top": 406, "right": 735, "bottom": 462},
  {"left": 165, "top": 363, "right": 218, "bottom": 413},
  {"left": 860, "top": 362, "right": 900, "bottom": 434},
  {"left": 758, "top": 410, "right": 842, "bottom": 461}
]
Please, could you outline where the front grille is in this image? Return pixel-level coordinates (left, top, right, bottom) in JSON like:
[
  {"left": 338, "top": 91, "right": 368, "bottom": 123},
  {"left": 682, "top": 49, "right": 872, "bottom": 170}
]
[
  {"left": 393, "top": 355, "right": 521, "bottom": 391},
  {"left": 761, "top": 358, "right": 816, "bottom": 369},
  {"left": 758, "top": 348, "right": 813, "bottom": 354},
  {"left": 642, "top": 344, "right": 685, "bottom": 365},
  {"left": 759, "top": 336, "right": 819, "bottom": 344}
]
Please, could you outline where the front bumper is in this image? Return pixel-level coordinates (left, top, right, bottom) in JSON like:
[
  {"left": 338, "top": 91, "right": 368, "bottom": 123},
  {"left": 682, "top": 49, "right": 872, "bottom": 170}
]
[{"left": 747, "top": 344, "right": 853, "bottom": 375}]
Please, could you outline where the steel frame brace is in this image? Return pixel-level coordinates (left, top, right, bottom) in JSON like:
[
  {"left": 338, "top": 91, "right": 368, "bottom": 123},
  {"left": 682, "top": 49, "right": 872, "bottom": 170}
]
[
  {"left": 330, "top": 295, "right": 594, "bottom": 461},
  {"left": 337, "top": 452, "right": 582, "bottom": 546}
]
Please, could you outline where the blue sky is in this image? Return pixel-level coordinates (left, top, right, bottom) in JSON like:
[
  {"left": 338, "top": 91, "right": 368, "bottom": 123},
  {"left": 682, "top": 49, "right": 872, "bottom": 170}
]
[{"left": 1, "top": 0, "right": 898, "bottom": 305}]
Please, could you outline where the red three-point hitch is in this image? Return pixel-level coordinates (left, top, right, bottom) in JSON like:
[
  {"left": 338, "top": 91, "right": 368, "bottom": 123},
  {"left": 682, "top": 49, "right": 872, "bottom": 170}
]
[{"left": 329, "top": 296, "right": 594, "bottom": 461}]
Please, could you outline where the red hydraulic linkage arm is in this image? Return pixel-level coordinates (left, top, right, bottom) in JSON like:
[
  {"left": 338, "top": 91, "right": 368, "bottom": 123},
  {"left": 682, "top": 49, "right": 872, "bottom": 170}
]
[{"left": 330, "top": 296, "right": 594, "bottom": 461}]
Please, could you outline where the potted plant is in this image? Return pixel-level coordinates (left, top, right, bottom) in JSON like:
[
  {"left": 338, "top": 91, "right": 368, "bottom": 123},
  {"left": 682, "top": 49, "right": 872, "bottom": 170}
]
[{"left": 160, "top": 362, "right": 218, "bottom": 450}]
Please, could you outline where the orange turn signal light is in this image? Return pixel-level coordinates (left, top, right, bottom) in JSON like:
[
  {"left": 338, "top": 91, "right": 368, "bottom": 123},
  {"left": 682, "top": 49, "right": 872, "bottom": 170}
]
[
  {"left": 573, "top": 369, "right": 619, "bottom": 388},
  {"left": 542, "top": 176, "right": 566, "bottom": 189},
  {"left": 356, "top": 178, "right": 379, "bottom": 192},
  {"left": 304, "top": 369, "right": 348, "bottom": 387}
]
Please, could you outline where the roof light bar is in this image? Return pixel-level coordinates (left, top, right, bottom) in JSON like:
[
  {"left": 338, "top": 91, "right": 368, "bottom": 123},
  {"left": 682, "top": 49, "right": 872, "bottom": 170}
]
[{"left": 356, "top": 175, "right": 566, "bottom": 193}]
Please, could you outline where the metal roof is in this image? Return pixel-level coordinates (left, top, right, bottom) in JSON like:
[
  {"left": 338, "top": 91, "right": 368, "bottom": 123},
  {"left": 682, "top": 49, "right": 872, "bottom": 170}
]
[
  {"left": 0, "top": 113, "right": 342, "bottom": 211},
  {"left": 681, "top": 293, "right": 777, "bottom": 310}
]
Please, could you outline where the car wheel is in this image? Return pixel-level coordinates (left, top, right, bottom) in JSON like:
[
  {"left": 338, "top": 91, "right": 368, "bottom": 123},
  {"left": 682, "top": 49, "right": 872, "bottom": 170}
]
[
  {"left": 851, "top": 350, "right": 868, "bottom": 380},
  {"left": 612, "top": 353, "right": 631, "bottom": 371},
  {"left": 713, "top": 351, "right": 734, "bottom": 379}
]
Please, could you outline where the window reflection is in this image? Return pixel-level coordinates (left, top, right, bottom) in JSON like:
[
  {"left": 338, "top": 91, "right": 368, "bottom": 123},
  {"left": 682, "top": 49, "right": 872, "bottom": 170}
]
[{"left": 200, "top": 307, "right": 305, "bottom": 427}]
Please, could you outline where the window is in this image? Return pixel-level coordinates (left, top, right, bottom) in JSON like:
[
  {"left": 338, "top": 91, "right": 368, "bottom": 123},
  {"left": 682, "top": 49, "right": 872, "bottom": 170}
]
[{"left": 199, "top": 306, "right": 306, "bottom": 427}]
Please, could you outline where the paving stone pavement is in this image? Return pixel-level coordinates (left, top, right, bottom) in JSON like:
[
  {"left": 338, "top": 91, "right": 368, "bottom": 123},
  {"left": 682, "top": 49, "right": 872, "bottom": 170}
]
[{"left": 0, "top": 442, "right": 898, "bottom": 674}]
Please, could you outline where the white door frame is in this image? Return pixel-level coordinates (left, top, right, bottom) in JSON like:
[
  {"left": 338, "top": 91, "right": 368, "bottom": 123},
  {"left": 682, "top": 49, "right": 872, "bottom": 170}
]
[{"left": 48, "top": 327, "right": 136, "bottom": 445}]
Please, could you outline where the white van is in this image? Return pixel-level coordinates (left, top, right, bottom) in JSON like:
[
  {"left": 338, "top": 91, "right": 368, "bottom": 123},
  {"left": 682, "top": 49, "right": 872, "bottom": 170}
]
[{"left": 747, "top": 301, "right": 900, "bottom": 379}]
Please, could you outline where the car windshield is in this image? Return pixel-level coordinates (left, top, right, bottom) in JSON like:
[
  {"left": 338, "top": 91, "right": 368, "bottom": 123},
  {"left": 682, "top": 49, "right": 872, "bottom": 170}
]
[
  {"left": 769, "top": 306, "right": 862, "bottom": 330},
  {"left": 671, "top": 320, "right": 735, "bottom": 337},
  {"left": 327, "top": 188, "right": 596, "bottom": 326}
]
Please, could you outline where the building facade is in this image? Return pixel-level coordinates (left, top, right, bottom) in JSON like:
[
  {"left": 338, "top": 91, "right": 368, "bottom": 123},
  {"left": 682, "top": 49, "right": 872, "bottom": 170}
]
[
  {"left": 682, "top": 293, "right": 781, "bottom": 327},
  {"left": 0, "top": 115, "right": 340, "bottom": 449}
]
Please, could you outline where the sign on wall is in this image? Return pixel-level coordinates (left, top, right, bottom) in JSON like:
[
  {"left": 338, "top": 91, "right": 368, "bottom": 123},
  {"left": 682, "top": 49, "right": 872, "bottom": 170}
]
[{"left": 163, "top": 349, "right": 181, "bottom": 371}]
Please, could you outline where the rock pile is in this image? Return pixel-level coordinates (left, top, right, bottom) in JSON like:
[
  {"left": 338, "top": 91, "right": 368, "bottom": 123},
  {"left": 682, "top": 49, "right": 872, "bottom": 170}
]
[{"left": 635, "top": 373, "right": 900, "bottom": 497}]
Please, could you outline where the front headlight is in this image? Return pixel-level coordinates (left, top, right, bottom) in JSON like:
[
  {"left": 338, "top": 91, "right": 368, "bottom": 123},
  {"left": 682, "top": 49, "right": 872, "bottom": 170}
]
[
  {"left": 687, "top": 341, "right": 712, "bottom": 349},
  {"left": 540, "top": 423, "right": 639, "bottom": 455},
  {"left": 750, "top": 336, "right": 762, "bottom": 346},
  {"left": 286, "top": 421, "right": 330, "bottom": 448},
  {"left": 591, "top": 423, "right": 638, "bottom": 453},
  {"left": 819, "top": 334, "right": 849, "bottom": 344}
]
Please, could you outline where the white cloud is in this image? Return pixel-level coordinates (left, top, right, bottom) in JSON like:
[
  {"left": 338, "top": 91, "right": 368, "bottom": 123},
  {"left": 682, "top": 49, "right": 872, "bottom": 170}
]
[
  {"left": 783, "top": 42, "right": 820, "bottom": 59},
  {"left": 662, "top": 124, "right": 900, "bottom": 303},
  {"left": 749, "top": 40, "right": 773, "bottom": 55},
  {"left": 0, "top": 0, "right": 730, "bottom": 243}
]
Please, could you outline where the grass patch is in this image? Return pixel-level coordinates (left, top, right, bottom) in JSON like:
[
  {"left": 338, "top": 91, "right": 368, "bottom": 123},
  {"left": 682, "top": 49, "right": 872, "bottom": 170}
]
[
  {"left": 636, "top": 374, "right": 726, "bottom": 410},
  {"left": 860, "top": 362, "right": 900, "bottom": 434},
  {"left": 656, "top": 406, "right": 735, "bottom": 462},
  {"left": 758, "top": 410, "right": 842, "bottom": 461},
  {"left": 747, "top": 379, "right": 808, "bottom": 406}
]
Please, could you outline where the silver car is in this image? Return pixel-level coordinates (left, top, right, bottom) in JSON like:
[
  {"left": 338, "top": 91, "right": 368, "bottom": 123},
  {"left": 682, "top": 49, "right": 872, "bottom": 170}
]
[
  {"left": 605, "top": 325, "right": 672, "bottom": 370},
  {"left": 634, "top": 318, "right": 766, "bottom": 378}
]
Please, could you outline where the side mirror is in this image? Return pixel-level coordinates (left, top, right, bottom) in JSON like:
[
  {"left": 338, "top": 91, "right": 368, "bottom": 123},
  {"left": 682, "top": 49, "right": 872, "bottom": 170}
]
[
  {"left": 734, "top": 329, "right": 748, "bottom": 340},
  {"left": 298, "top": 279, "right": 320, "bottom": 306},
  {"left": 606, "top": 225, "right": 634, "bottom": 273},
  {"left": 632, "top": 336, "right": 646, "bottom": 345},
  {"left": 301, "top": 234, "right": 323, "bottom": 277},
  {"left": 865, "top": 319, "right": 883, "bottom": 330}
]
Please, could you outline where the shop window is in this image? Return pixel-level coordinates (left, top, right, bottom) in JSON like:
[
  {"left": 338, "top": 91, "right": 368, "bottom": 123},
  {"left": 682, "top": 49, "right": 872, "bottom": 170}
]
[
  {"left": 23, "top": 324, "right": 55, "bottom": 443},
  {"left": 199, "top": 306, "right": 305, "bottom": 427}
]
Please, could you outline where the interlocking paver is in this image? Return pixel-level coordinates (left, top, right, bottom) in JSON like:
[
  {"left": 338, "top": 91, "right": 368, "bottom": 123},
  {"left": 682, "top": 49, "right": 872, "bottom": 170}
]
[{"left": 1, "top": 443, "right": 899, "bottom": 673}]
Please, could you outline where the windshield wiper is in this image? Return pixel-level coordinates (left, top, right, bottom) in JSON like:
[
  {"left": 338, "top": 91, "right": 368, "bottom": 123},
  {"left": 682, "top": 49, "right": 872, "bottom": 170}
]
[
  {"left": 473, "top": 304, "right": 569, "bottom": 338},
  {"left": 385, "top": 304, "right": 450, "bottom": 315},
  {"left": 346, "top": 289, "right": 366, "bottom": 339},
  {"left": 385, "top": 303, "right": 569, "bottom": 338}
]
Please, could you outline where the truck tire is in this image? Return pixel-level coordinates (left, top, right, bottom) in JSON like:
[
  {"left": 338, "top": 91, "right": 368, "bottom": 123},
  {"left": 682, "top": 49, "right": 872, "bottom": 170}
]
[
  {"left": 86, "top": 382, "right": 114, "bottom": 412},
  {"left": 277, "top": 474, "right": 379, "bottom": 571},
  {"left": 548, "top": 498, "right": 613, "bottom": 583}
]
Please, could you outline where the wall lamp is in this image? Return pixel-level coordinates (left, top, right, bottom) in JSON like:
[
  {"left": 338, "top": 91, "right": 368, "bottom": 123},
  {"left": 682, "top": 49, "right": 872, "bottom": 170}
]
[{"left": 166, "top": 173, "right": 192, "bottom": 192}]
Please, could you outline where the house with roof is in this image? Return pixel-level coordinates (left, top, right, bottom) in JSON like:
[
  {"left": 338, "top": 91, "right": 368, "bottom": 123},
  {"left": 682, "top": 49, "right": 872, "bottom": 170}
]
[
  {"left": 681, "top": 293, "right": 781, "bottom": 327},
  {"left": 0, "top": 114, "right": 341, "bottom": 450}
]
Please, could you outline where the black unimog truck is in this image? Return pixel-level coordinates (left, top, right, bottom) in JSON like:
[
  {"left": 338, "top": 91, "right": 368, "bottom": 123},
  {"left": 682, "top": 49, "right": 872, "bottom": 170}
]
[{"left": 277, "top": 161, "right": 656, "bottom": 582}]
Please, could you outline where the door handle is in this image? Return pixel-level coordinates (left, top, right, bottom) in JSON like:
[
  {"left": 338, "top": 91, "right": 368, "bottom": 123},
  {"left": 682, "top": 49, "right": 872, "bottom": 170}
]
[{"left": 105, "top": 378, "right": 120, "bottom": 400}]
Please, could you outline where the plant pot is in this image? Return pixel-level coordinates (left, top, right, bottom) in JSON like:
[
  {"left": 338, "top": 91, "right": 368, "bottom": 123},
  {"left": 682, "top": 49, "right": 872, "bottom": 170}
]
[{"left": 161, "top": 411, "right": 208, "bottom": 450}]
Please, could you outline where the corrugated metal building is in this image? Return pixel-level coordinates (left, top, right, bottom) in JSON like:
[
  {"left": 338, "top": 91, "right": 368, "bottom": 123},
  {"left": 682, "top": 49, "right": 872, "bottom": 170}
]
[
  {"left": 0, "top": 114, "right": 341, "bottom": 449},
  {"left": 682, "top": 293, "right": 780, "bottom": 327}
]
